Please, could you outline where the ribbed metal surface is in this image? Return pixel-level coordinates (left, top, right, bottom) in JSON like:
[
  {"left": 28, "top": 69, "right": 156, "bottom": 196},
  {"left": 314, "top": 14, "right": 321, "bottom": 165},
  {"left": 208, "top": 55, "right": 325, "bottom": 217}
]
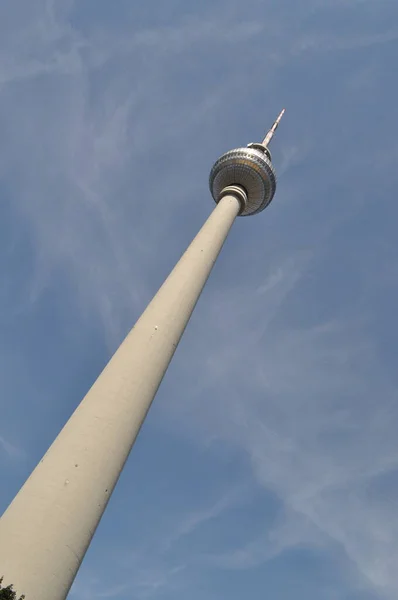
[{"left": 209, "top": 147, "right": 277, "bottom": 216}]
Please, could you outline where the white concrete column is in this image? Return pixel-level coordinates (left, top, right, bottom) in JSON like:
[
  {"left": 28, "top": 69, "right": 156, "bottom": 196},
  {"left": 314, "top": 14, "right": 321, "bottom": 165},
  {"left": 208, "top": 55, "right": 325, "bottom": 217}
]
[{"left": 0, "top": 193, "right": 241, "bottom": 600}]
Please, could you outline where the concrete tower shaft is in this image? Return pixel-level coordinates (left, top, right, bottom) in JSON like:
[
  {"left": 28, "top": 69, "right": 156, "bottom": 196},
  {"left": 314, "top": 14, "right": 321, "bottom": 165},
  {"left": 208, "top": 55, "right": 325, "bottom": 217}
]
[{"left": 0, "top": 193, "right": 242, "bottom": 600}]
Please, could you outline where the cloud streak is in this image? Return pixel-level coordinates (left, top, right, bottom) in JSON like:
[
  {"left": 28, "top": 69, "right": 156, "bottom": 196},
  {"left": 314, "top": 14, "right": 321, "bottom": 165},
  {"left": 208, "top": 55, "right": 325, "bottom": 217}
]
[{"left": 0, "top": 435, "right": 25, "bottom": 461}]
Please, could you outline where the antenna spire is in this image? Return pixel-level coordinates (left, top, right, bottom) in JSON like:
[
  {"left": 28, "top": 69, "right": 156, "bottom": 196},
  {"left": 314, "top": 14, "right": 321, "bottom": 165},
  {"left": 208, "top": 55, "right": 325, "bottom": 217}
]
[{"left": 262, "top": 108, "right": 285, "bottom": 148}]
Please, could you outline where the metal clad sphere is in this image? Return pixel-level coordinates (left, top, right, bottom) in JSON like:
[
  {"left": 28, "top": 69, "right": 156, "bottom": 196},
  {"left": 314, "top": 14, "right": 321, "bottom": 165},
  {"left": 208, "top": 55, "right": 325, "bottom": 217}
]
[{"left": 209, "top": 148, "right": 277, "bottom": 216}]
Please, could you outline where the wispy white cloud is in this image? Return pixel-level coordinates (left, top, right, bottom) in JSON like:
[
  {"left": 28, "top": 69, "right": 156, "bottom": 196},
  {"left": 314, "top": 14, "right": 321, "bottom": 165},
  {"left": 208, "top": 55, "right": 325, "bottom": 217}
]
[
  {"left": 173, "top": 305, "right": 398, "bottom": 595},
  {"left": 159, "top": 484, "right": 248, "bottom": 553},
  {"left": 69, "top": 573, "right": 129, "bottom": 600},
  {"left": 0, "top": 434, "right": 25, "bottom": 461}
]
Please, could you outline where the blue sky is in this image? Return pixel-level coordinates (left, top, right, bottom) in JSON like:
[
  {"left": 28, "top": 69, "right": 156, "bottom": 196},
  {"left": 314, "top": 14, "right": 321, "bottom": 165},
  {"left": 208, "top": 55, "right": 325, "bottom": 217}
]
[{"left": 1, "top": 0, "right": 398, "bottom": 598}]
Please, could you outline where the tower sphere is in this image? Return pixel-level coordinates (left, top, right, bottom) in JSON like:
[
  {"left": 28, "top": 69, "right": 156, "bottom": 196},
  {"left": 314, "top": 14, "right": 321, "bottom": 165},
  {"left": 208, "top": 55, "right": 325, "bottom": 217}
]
[{"left": 209, "top": 146, "right": 277, "bottom": 216}]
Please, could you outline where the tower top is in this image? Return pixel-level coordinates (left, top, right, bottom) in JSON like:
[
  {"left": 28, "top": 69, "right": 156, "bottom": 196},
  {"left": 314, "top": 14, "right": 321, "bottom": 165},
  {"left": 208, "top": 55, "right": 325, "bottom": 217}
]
[
  {"left": 209, "top": 108, "right": 285, "bottom": 216},
  {"left": 262, "top": 108, "right": 286, "bottom": 148}
]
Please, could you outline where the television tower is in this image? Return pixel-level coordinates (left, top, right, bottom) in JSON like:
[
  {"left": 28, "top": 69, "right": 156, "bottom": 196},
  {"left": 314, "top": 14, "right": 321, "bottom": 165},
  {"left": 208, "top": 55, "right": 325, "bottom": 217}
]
[{"left": 0, "top": 110, "right": 285, "bottom": 600}]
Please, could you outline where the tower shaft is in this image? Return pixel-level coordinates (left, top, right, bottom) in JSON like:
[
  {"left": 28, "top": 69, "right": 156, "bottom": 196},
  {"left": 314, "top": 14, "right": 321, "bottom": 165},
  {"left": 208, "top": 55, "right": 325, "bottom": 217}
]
[{"left": 0, "top": 192, "right": 241, "bottom": 600}]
